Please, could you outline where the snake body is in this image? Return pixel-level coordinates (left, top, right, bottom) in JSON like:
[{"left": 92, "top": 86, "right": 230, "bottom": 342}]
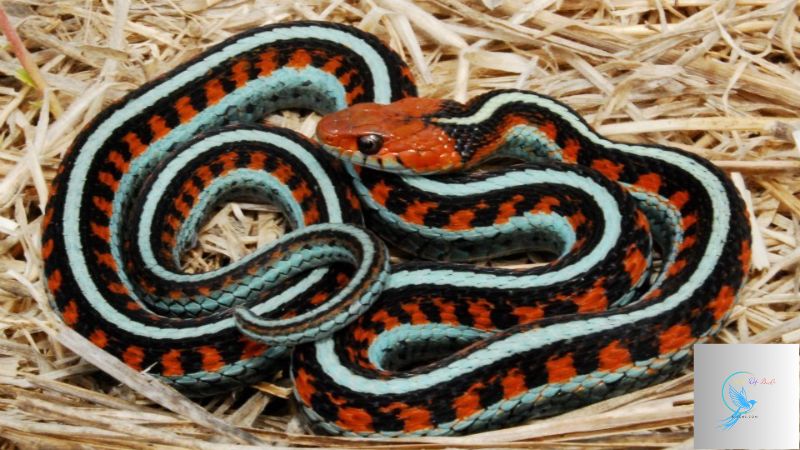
[{"left": 43, "top": 21, "right": 751, "bottom": 436}]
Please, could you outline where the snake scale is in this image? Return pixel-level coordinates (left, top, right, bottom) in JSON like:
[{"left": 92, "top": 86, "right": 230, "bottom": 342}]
[{"left": 43, "top": 21, "right": 751, "bottom": 437}]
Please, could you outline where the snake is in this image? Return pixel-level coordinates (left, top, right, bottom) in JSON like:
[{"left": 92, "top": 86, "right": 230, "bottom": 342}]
[{"left": 42, "top": 21, "right": 751, "bottom": 436}]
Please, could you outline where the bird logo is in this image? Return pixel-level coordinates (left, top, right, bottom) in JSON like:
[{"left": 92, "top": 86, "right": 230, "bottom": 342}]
[{"left": 719, "top": 371, "right": 757, "bottom": 430}]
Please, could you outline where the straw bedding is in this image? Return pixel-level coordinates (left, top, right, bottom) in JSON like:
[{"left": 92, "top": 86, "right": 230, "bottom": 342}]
[{"left": 0, "top": 0, "right": 798, "bottom": 448}]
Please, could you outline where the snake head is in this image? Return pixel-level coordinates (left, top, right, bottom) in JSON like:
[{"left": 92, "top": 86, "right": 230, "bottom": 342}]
[{"left": 316, "top": 97, "right": 464, "bottom": 175}]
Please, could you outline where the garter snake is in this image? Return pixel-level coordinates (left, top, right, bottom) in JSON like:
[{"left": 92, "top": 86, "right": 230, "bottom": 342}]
[{"left": 43, "top": 20, "right": 751, "bottom": 436}]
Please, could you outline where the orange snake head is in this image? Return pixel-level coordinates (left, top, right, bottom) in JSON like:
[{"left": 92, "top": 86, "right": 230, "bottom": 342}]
[{"left": 316, "top": 97, "right": 464, "bottom": 175}]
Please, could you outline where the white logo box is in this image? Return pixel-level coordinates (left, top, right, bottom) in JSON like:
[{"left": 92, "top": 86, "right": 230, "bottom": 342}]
[{"left": 694, "top": 344, "right": 799, "bottom": 449}]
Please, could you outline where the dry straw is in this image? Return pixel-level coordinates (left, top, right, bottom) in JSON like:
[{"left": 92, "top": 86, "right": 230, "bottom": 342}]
[{"left": 1, "top": 0, "right": 799, "bottom": 448}]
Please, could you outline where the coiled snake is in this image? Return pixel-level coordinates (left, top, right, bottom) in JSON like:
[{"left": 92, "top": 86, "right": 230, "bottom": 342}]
[{"left": 43, "top": 21, "right": 751, "bottom": 437}]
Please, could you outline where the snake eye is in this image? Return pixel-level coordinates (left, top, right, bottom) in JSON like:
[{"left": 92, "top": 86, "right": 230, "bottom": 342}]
[{"left": 357, "top": 134, "right": 383, "bottom": 155}]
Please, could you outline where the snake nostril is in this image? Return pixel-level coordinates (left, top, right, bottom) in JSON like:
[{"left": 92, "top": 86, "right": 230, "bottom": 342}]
[{"left": 357, "top": 134, "right": 383, "bottom": 155}]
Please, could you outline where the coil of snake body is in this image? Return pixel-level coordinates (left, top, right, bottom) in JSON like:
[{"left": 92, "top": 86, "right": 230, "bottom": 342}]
[{"left": 42, "top": 21, "right": 751, "bottom": 436}]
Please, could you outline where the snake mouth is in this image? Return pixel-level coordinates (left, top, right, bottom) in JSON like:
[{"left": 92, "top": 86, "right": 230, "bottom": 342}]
[{"left": 319, "top": 143, "right": 416, "bottom": 174}]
